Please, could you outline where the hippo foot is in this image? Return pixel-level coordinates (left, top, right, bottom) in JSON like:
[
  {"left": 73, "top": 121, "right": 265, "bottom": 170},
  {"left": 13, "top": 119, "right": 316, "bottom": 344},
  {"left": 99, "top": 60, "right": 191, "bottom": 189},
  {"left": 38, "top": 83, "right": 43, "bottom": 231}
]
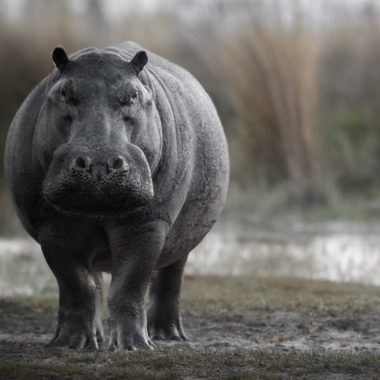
[
  {"left": 107, "top": 320, "right": 154, "bottom": 351},
  {"left": 47, "top": 326, "right": 99, "bottom": 350},
  {"left": 92, "top": 314, "right": 104, "bottom": 344},
  {"left": 148, "top": 322, "right": 188, "bottom": 341},
  {"left": 47, "top": 313, "right": 104, "bottom": 350},
  {"left": 96, "top": 328, "right": 105, "bottom": 344}
]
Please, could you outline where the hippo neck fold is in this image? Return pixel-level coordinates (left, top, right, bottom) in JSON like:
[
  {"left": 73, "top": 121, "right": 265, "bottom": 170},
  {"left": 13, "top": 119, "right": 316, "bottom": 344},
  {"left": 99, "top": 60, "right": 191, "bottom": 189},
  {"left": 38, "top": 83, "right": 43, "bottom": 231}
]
[{"left": 140, "top": 66, "right": 196, "bottom": 226}]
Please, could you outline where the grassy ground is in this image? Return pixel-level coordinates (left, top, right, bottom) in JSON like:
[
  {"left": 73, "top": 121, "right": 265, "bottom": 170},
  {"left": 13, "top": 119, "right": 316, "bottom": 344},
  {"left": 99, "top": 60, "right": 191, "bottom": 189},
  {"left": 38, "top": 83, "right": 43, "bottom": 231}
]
[{"left": 1, "top": 276, "right": 380, "bottom": 379}]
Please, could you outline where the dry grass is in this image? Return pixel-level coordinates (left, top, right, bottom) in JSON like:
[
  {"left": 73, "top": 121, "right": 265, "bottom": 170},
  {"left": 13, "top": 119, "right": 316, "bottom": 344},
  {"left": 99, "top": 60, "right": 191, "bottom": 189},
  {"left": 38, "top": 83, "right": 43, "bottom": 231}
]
[
  {"left": 2, "top": 350, "right": 380, "bottom": 379},
  {"left": 181, "top": 275, "right": 380, "bottom": 317},
  {"left": 2, "top": 276, "right": 380, "bottom": 379},
  {"left": 214, "top": 14, "right": 322, "bottom": 203}
]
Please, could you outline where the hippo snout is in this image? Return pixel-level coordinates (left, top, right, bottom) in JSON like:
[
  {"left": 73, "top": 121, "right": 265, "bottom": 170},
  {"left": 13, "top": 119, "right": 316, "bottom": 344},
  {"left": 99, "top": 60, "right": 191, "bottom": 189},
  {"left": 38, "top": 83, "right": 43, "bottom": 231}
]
[
  {"left": 72, "top": 155, "right": 128, "bottom": 178},
  {"left": 43, "top": 144, "right": 154, "bottom": 216}
]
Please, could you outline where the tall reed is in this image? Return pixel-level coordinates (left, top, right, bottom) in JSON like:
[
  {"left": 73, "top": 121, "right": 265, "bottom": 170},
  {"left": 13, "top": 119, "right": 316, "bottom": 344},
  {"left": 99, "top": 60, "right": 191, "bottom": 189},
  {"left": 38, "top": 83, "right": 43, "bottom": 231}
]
[{"left": 209, "top": 7, "right": 323, "bottom": 203}]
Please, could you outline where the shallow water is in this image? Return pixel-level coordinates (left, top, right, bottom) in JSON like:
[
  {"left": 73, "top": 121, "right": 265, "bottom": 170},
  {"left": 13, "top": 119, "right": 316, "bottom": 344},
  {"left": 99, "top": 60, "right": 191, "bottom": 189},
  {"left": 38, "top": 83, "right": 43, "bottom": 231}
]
[
  {"left": 189, "top": 217, "right": 380, "bottom": 286},
  {"left": 1, "top": 217, "right": 380, "bottom": 296}
]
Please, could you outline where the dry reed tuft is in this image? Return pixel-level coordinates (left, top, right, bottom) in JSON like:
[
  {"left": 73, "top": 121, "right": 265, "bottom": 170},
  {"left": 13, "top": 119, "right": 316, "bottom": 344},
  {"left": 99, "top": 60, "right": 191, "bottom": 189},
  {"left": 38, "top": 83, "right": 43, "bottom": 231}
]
[{"left": 209, "top": 6, "right": 323, "bottom": 203}]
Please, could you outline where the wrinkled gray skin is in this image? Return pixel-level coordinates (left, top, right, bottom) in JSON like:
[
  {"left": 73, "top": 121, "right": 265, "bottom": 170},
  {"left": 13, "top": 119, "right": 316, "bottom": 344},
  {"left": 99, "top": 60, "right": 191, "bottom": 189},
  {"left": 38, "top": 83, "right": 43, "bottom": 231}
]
[{"left": 4, "top": 41, "right": 229, "bottom": 350}]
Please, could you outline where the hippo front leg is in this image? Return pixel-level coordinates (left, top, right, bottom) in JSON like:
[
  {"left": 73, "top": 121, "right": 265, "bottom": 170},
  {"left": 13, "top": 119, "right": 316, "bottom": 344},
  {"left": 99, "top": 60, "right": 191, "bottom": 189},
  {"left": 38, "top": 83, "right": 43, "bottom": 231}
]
[
  {"left": 106, "top": 220, "right": 168, "bottom": 351},
  {"left": 41, "top": 229, "right": 102, "bottom": 349}
]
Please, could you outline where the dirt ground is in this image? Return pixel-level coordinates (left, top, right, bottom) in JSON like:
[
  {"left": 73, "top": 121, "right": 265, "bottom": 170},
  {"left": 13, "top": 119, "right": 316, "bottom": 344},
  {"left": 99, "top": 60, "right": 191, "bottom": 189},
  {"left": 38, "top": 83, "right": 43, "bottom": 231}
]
[{"left": 1, "top": 276, "right": 380, "bottom": 379}]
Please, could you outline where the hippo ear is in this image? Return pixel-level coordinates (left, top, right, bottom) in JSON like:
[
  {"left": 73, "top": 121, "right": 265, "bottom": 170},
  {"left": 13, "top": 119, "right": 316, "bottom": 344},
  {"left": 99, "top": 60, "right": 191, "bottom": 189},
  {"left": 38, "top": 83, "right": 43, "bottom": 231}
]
[
  {"left": 130, "top": 51, "right": 148, "bottom": 75},
  {"left": 52, "top": 47, "right": 69, "bottom": 73}
]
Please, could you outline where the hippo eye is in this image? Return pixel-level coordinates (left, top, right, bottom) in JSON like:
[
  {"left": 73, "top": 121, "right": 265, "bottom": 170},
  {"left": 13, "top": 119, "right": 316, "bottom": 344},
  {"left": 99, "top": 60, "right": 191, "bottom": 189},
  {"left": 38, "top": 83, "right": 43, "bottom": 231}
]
[
  {"left": 60, "top": 88, "right": 67, "bottom": 102},
  {"left": 118, "top": 90, "right": 138, "bottom": 107},
  {"left": 64, "top": 115, "right": 73, "bottom": 123},
  {"left": 59, "top": 87, "right": 79, "bottom": 106},
  {"left": 131, "top": 90, "right": 138, "bottom": 102}
]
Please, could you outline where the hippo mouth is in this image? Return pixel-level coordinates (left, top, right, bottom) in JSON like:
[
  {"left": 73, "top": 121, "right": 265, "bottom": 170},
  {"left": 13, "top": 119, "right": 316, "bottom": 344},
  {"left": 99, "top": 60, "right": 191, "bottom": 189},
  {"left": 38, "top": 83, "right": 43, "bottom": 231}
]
[
  {"left": 42, "top": 167, "right": 154, "bottom": 218},
  {"left": 43, "top": 181, "right": 154, "bottom": 218}
]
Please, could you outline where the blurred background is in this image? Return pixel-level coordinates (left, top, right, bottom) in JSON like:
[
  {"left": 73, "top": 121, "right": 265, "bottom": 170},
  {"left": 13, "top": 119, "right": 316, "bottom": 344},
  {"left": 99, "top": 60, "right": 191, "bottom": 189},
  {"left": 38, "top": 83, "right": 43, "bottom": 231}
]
[{"left": 2, "top": 0, "right": 380, "bottom": 294}]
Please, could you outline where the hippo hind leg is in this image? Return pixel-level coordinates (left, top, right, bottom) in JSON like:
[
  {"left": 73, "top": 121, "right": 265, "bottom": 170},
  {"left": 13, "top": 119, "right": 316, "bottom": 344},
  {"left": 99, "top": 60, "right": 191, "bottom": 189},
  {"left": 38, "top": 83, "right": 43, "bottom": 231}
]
[{"left": 148, "top": 255, "right": 188, "bottom": 341}]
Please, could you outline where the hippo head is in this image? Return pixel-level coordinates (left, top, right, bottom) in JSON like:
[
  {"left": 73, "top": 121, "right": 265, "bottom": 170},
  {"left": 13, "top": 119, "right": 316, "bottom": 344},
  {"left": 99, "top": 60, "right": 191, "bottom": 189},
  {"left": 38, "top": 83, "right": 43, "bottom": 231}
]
[{"left": 35, "top": 47, "right": 161, "bottom": 217}]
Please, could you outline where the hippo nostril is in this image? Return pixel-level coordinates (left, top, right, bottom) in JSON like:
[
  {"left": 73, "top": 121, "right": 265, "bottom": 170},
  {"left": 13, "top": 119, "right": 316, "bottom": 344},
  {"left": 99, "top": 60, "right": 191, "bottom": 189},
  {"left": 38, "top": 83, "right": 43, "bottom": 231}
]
[
  {"left": 112, "top": 158, "right": 124, "bottom": 170},
  {"left": 76, "top": 157, "right": 86, "bottom": 169},
  {"left": 108, "top": 156, "right": 126, "bottom": 172},
  {"left": 74, "top": 156, "right": 91, "bottom": 171}
]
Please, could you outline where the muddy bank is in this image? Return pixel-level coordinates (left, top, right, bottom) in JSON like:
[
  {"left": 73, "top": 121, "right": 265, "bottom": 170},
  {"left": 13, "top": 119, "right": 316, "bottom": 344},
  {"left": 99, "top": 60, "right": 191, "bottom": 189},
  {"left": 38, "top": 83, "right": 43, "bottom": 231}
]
[{"left": 1, "top": 276, "right": 380, "bottom": 378}]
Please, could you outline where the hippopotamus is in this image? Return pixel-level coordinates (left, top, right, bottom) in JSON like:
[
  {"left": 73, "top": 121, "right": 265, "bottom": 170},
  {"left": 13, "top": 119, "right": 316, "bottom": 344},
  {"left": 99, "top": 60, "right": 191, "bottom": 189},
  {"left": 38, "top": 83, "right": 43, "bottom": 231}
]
[{"left": 4, "top": 41, "right": 229, "bottom": 350}]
